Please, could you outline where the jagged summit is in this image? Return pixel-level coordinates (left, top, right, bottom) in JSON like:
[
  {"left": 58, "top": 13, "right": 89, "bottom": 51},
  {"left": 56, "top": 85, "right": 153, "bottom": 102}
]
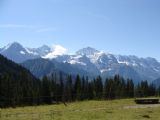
[
  {"left": 38, "top": 45, "right": 50, "bottom": 50},
  {"left": 28, "top": 45, "right": 51, "bottom": 57},
  {"left": 1, "top": 42, "right": 160, "bottom": 83},
  {"left": 0, "top": 42, "right": 40, "bottom": 63},
  {"left": 3, "top": 42, "right": 23, "bottom": 51},
  {"left": 76, "top": 47, "right": 100, "bottom": 56}
]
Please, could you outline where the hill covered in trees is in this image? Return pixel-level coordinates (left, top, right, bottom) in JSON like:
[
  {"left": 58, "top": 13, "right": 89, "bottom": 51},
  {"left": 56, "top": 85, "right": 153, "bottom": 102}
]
[
  {"left": 0, "top": 54, "right": 159, "bottom": 108},
  {"left": 0, "top": 54, "right": 40, "bottom": 107}
]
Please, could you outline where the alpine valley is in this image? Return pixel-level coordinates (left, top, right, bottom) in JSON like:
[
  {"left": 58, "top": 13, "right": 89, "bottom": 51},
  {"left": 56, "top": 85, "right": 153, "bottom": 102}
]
[{"left": 1, "top": 42, "right": 160, "bottom": 84}]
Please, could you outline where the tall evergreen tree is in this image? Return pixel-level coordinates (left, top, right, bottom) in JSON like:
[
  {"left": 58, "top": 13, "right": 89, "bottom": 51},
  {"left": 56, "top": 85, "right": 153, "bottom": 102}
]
[
  {"left": 94, "top": 76, "right": 103, "bottom": 99},
  {"left": 41, "top": 76, "right": 52, "bottom": 104},
  {"left": 74, "top": 75, "right": 82, "bottom": 100},
  {"left": 64, "top": 75, "right": 73, "bottom": 102},
  {"left": 104, "top": 78, "right": 115, "bottom": 99},
  {"left": 126, "top": 79, "right": 134, "bottom": 98}
]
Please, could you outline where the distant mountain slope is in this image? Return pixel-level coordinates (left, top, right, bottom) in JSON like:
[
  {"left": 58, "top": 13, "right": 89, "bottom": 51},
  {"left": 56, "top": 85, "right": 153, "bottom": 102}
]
[
  {"left": 1, "top": 42, "right": 160, "bottom": 82},
  {"left": 22, "top": 58, "right": 89, "bottom": 78},
  {"left": 0, "top": 42, "right": 39, "bottom": 63},
  {"left": 101, "top": 64, "right": 142, "bottom": 83},
  {"left": 0, "top": 54, "right": 36, "bottom": 79},
  {"left": 152, "top": 78, "right": 160, "bottom": 88},
  {"left": 22, "top": 58, "right": 56, "bottom": 78},
  {"left": 0, "top": 42, "right": 51, "bottom": 63},
  {"left": 116, "top": 55, "right": 160, "bottom": 81},
  {"left": 54, "top": 47, "right": 160, "bottom": 82},
  {"left": 27, "top": 45, "right": 51, "bottom": 57}
]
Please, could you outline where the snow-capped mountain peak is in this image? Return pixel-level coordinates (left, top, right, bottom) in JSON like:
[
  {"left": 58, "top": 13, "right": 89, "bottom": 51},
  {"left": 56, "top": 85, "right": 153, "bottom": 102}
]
[
  {"left": 0, "top": 42, "right": 50, "bottom": 63},
  {"left": 2, "top": 42, "right": 24, "bottom": 51},
  {"left": 76, "top": 47, "right": 100, "bottom": 56},
  {"left": 1, "top": 42, "right": 160, "bottom": 83},
  {"left": 27, "top": 45, "right": 51, "bottom": 57},
  {"left": 38, "top": 45, "right": 51, "bottom": 53}
]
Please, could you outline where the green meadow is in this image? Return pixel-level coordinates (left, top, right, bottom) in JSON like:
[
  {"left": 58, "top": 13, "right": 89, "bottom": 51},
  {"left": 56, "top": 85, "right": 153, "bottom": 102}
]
[{"left": 0, "top": 99, "right": 160, "bottom": 120}]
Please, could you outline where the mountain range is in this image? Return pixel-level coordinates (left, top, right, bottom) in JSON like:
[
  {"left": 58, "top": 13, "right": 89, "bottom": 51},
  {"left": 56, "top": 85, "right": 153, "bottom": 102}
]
[{"left": 1, "top": 42, "right": 160, "bottom": 84}]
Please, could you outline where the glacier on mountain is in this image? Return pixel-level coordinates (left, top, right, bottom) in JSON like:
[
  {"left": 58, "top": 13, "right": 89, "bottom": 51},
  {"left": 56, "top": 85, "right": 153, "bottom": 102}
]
[{"left": 1, "top": 42, "right": 160, "bottom": 83}]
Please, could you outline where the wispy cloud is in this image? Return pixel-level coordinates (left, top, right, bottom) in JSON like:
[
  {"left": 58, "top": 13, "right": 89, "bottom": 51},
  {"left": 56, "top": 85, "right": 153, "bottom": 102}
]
[
  {"left": 35, "top": 27, "right": 56, "bottom": 33},
  {"left": 0, "top": 24, "right": 35, "bottom": 29},
  {"left": 0, "top": 24, "right": 56, "bottom": 33}
]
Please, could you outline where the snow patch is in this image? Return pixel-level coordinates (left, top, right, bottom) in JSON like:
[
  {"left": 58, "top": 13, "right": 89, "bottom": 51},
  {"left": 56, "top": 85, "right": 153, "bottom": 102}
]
[
  {"left": 73, "top": 55, "right": 82, "bottom": 59},
  {"left": 100, "top": 68, "right": 112, "bottom": 73},
  {"left": 88, "top": 51, "right": 104, "bottom": 63},
  {"left": 153, "top": 68, "right": 160, "bottom": 72},
  {"left": 117, "top": 60, "right": 130, "bottom": 66},
  {"left": 25, "top": 48, "right": 38, "bottom": 55},
  {"left": 20, "top": 51, "right": 25, "bottom": 55},
  {"left": 132, "top": 63, "right": 138, "bottom": 66},
  {"left": 1, "top": 43, "right": 12, "bottom": 52},
  {"left": 69, "top": 60, "right": 86, "bottom": 66}
]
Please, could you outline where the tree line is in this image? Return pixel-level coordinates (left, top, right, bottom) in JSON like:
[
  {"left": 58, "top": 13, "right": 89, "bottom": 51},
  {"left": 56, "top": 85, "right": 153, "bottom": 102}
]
[{"left": 0, "top": 71, "right": 159, "bottom": 108}]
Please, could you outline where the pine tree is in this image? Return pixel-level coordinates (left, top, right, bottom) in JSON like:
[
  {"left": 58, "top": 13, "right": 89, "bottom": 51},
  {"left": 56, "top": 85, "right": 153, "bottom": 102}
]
[
  {"left": 94, "top": 76, "right": 103, "bottom": 99},
  {"left": 59, "top": 72, "right": 64, "bottom": 102},
  {"left": 126, "top": 79, "right": 134, "bottom": 98},
  {"left": 74, "top": 75, "right": 82, "bottom": 100},
  {"left": 41, "top": 76, "right": 52, "bottom": 104},
  {"left": 64, "top": 75, "right": 73, "bottom": 102},
  {"left": 88, "top": 82, "right": 94, "bottom": 99},
  {"left": 148, "top": 84, "right": 156, "bottom": 96},
  {"left": 104, "top": 78, "right": 115, "bottom": 99}
]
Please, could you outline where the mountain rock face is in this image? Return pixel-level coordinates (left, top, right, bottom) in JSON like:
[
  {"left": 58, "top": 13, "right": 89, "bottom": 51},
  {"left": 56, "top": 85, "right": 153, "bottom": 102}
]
[
  {"left": 27, "top": 45, "right": 51, "bottom": 57},
  {"left": 76, "top": 47, "right": 99, "bottom": 56},
  {"left": 0, "top": 42, "right": 51, "bottom": 63},
  {"left": 152, "top": 78, "right": 160, "bottom": 87},
  {"left": 1, "top": 42, "right": 160, "bottom": 83},
  {"left": 54, "top": 48, "right": 160, "bottom": 82},
  {"left": 22, "top": 58, "right": 89, "bottom": 78}
]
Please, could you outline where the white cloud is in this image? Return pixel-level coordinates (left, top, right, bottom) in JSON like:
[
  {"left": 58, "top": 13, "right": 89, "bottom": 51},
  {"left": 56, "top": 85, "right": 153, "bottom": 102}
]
[
  {"left": 52, "top": 45, "right": 67, "bottom": 55},
  {"left": 44, "top": 45, "right": 67, "bottom": 59}
]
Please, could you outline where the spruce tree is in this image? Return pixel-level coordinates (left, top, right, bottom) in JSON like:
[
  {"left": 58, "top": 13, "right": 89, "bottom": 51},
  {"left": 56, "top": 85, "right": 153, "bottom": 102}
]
[
  {"left": 74, "top": 75, "right": 82, "bottom": 100},
  {"left": 41, "top": 76, "right": 52, "bottom": 104}
]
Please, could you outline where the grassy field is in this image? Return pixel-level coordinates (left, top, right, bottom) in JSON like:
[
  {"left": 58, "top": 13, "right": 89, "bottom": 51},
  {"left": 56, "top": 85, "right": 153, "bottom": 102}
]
[{"left": 0, "top": 99, "right": 160, "bottom": 120}]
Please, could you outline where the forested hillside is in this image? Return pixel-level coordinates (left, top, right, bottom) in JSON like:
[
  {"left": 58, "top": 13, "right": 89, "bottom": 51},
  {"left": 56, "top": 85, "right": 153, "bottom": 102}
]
[
  {"left": 0, "top": 54, "right": 159, "bottom": 108},
  {"left": 0, "top": 54, "right": 40, "bottom": 107}
]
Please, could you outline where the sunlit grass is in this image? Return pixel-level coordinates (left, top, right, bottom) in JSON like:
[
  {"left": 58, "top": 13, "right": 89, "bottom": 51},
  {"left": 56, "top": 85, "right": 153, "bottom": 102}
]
[{"left": 0, "top": 99, "right": 160, "bottom": 120}]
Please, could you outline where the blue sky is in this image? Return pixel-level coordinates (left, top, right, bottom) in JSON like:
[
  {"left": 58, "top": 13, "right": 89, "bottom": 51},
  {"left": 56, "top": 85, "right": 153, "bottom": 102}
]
[{"left": 0, "top": 0, "right": 160, "bottom": 60}]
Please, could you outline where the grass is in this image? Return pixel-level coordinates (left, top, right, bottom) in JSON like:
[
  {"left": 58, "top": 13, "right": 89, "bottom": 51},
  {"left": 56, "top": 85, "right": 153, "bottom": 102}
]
[{"left": 0, "top": 99, "right": 160, "bottom": 120}]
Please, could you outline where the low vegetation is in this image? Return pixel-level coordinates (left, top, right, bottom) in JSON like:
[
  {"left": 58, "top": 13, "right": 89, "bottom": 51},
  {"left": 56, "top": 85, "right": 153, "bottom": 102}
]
[{"left": 1, "top": 99, "right": 160, "bottom": 120}]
